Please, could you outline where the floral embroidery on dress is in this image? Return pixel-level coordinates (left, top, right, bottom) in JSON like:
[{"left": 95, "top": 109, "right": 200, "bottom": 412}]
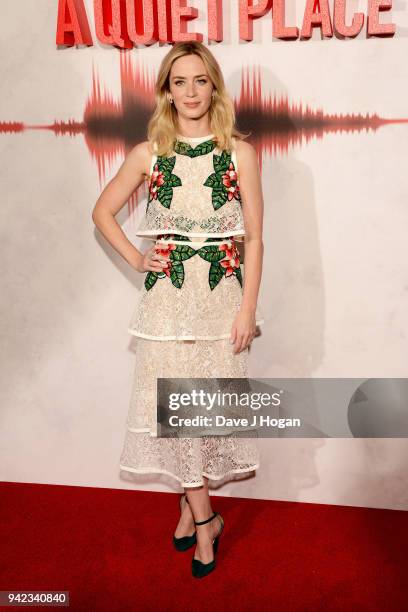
[
  {"left": 144, "top": 237, "right": 243, "bottom": 291},
  {"left": 197, "top": 241, "right": 243, "bottom": 290},
  {"left": 147, "top": 156, "right": 182, "bottom": 211},
  {"left": 144, "top": 241, "right": 196, "bottom": 290},
  {"left": 203, "top": 151, "right": 241, "bottom": 210},
  {"left": 174, "top": 139, "right": 217, "bottom": 158}
]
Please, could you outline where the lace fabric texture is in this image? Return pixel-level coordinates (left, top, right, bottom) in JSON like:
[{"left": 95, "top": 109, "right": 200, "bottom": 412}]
[
  {"left": 134, "top": 139, "right": 246, "bottom": 241},
  {"left": 135, "top": 206, "right": 246, "bottom": 242},
  {"left": 120, "top": 134, "right": 261, "bottom": 487},
  {"left": 128, "top": 236, "right": 265, "bottom": 340},
  {"left": 119, "top": 336, "right": 260, "bottom": 488}
]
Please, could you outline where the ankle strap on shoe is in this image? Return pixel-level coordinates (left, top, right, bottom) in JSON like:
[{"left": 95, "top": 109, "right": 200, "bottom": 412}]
[{"left": 194, "top": 511, "right": 218, "bottom": 526}]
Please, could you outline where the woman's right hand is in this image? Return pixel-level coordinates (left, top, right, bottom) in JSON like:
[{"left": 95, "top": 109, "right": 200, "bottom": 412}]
[{"left": 136, "top": 244, "right": 170, "bottom": 274}]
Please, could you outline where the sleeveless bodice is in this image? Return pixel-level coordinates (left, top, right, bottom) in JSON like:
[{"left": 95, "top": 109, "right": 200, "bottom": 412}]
[{"left": 134, "top": 133, "right": 245, "bottom": 241}]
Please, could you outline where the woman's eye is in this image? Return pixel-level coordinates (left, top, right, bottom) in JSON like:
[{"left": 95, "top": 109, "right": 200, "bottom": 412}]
[{"left": 174, "top": 79, "right": 207, "bottom": 85}]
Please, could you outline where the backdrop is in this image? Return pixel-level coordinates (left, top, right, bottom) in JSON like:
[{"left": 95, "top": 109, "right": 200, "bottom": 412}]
[{"left": 1, "top": 1, "right": 407, "bottom": 511}]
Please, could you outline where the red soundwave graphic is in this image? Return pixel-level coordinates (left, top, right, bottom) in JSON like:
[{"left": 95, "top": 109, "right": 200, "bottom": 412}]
[
  {"left": 0, "top": 122, "right": 25, "bottom": 133},
  {"left": 236, "top": 65, "right": 408, "bottom": 172},
  {"left": 1, "top": 52, "right": 407, "bottom": 213},
  {"left": 83, "top": 54, "right": 156, "bottom": 208}
]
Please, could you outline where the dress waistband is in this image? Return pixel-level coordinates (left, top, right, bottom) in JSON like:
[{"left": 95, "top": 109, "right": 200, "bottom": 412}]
[{"left": 155, "top": 233, "right": 236, "bottom": 247}]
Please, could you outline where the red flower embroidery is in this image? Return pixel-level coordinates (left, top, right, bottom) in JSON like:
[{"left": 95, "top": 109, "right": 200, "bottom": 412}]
[
  {"left": 219, "top": 241, "right": 240, "bottom": 277},
  {"left": 155, "top": 243, "right": 176, "bottom": 277},
  {"left": 222, "top": 162, "right": 240, "bottom": 201},
  {"left": 149, "top": 163, "right": 165, "bottom": 200}
]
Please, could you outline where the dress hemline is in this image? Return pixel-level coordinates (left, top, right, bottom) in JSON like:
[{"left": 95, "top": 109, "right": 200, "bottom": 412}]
[
  {"left": 119, "top": 462, "right": 260, "bottom": 488},
  {"left": 127, "top": 319, "right": 265, "bottom": 341}
]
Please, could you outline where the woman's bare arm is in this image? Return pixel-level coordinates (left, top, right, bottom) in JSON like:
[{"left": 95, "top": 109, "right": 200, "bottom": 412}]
[
  {"left": 230, "top": 138, "right": 264, "bottom": 353},
  {"left": 237, "top": 138, "right": 264, "bottom": 312},
  {"left": 91, "top": 141, "right": 168, "bottom": 274}
]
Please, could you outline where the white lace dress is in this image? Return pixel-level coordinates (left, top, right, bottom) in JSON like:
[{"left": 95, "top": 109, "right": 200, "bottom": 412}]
[{"left": 119, "top": 132, "right": 264, "bottom": 488}]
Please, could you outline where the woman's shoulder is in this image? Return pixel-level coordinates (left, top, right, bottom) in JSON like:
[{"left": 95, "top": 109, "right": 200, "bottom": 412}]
[
  {"left": 131, "top": 139, "right": 157, "bottom": 157},
  {"left": 234, "top": 137, "right": 257, "bottom": 169},
  {"left": 126, "top": 140, "right": 157, "bottom": 178},
  {"left": 234, "top": 136, "right": 255, "bottom": 155}
]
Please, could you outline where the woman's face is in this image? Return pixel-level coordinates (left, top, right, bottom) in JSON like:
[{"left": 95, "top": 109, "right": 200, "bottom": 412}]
[{"left": 168, "top": 54, "right": 214, "bottom": 122}]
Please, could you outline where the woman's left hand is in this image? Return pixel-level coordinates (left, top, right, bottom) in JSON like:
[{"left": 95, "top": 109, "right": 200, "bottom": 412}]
[{"left": 230, "top": 309, "right": 257, "bottom": 354}]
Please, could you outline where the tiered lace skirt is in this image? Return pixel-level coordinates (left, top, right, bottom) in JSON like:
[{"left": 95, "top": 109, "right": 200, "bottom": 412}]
[{"left": 119, "top": 234, "right": 264, "bottom": 488}]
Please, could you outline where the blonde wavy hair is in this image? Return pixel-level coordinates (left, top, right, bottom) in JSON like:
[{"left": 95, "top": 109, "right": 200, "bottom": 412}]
[{"left": 147, "top": 41, "right": 250, "bottom": 157}]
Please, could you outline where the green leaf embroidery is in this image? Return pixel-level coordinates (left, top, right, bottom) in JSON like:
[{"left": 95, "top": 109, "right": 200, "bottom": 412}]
[
  {"left": 213, "top": 151, "right": 229, "bottom": 174},
  {"left": 208, "top": 262, "right": 225, "bottom": 290},
  {"left": 170, "top": 244, "right": 196, "bottom": 262},
  {"left": 169, "top": 261, "right": 185, "bottom": 289},
  {"left": 145, "top": 241, "right": 242, "bottom": 292},
  {"left": 196, "top": 245, "right": 227, "bottom": 263},
  {"left": 174, "top": 139, "right": 217, "bottom": 158},
  {"left": 158, "top": 234, "right": 191, "bottom": 241},
  {"left": 235, "top": 265, "right": 243, "bottom": 288},
  {"left": 147, "top": 155, "right": 182, "bottom": 211},
  {"left": 203, "top": 150, "right": 241, "bottom": 210},
  {"left": 144, "top": 271, "right": 165, "bottom": 291}
]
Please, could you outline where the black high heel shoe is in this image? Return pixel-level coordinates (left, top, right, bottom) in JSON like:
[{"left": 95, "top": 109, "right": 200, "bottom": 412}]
[
  {"left": 191, "top": 511, "right": 224, "bottom": 578},
  {"left": 173, "top": 494, "right": 197, "bottom": 551}
]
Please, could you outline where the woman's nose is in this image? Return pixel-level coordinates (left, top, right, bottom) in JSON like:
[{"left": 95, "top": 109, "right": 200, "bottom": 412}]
[{"left": 187, "top": 83, "right": 196, "bottom": 96}]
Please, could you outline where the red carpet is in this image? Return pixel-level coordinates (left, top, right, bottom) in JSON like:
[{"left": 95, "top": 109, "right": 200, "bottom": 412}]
[{"left": 0, "top": 482, "right": 406, "bottom": 611}]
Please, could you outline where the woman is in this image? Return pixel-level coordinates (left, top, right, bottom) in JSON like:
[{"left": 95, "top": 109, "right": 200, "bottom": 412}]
[{"left": 92, "top": 41, "right": 264, "bottom": 578}]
